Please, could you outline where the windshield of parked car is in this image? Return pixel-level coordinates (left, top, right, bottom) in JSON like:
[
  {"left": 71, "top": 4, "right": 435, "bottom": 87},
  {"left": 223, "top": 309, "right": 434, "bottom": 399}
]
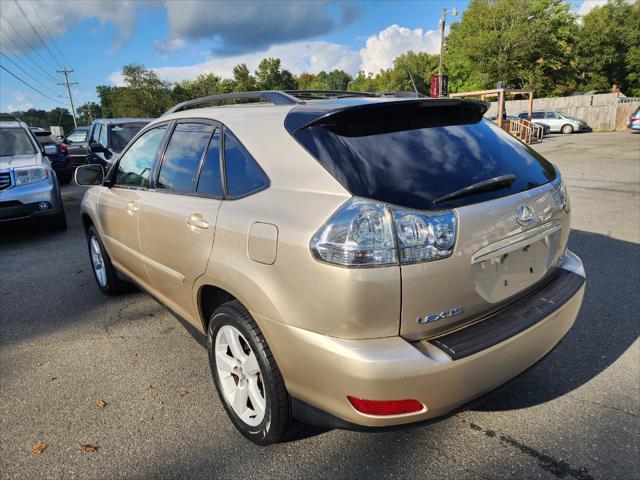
[
  {"left": 110, "top": 123, "right": 147, "bottom": 152},
  {"left": 0, "top": 128, "right": 37, "bottom": 156},
  {"left": 66, "top": 128, "right": 88, "bottom": 143},
  {"left": 291, "top": 103, "right": 557, "bottom": 210}
]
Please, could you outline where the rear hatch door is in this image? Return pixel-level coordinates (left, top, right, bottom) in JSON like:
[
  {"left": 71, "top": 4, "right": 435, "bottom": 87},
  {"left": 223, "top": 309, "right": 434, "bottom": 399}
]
[{"left": 287, "top": 98, "right": 570, "bottom": 341}]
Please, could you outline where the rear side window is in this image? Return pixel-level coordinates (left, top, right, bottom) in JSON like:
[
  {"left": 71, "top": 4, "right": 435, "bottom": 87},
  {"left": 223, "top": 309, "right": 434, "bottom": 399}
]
[
  {"left": 197, "top": 130, "right": 223, "bottom": 197},
  {"left": 224, "top": 131, "right": 269, "bottom": 198},
  {"left": 115, "top": 126, "right": 167, "bottom": 188},
  {"left": 532, "top": 112, "right": 545, "bottom": 119},
  {"left": 291, "top": 103, "right": 556, "bottom": 211},
  {"left": 158, "top": 123, "right": 214, "bottom": 193}
]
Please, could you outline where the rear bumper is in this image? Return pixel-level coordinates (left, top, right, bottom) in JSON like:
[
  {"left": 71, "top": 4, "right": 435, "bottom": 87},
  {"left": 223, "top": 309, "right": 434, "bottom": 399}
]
[{"left": 259, "top": 250, "right": 585, "bottom": 428}]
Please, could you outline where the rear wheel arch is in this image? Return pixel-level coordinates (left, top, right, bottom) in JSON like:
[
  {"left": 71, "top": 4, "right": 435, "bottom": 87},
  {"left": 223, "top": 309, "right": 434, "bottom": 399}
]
[
  {"left": 198, "top": 284, "right": 237, "bottom": 332},
  {"left": 81, "top": 213, "right": 94, "bottom": 233}
]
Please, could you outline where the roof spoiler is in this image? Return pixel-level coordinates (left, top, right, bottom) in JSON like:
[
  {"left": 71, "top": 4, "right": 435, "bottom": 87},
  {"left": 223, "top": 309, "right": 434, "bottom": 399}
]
[{"left": 285, "top": 98, "right": 490, "bottom": 134}]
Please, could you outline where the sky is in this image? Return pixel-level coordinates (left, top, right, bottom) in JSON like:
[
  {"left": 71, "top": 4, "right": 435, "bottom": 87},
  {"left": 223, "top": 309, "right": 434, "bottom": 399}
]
[{"left": 0, "top": 0, "right": 606, "bottom": 113}]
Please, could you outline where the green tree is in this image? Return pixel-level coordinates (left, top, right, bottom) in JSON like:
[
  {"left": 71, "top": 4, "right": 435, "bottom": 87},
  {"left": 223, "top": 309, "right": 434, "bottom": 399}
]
[
  {"left": 445, "top": 0, "right": 578, "bottom": 96},
  {"left": 115, "top": 64, "right": 173, "bottom": 117},
  {"left": 576, "top": 0, "right": 640, "bottom": 96},
  {"left": 76, "top": 102, "right": 102, "bottom": 125},
  {"left": 255, "top": 58, "right": 296, "bottom": 90},
  {"left": 233, "top": 63, "right": 257, "bottom": 91}
]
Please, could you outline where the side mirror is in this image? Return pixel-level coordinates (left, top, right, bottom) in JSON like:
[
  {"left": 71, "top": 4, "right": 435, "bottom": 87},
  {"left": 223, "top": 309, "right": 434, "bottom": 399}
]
[
  {"left": 75, "top": 164, "right": 104, "bottom": 186},
  {"left": 56, "top": 135, "right": 64, "bottom": 140},
  {"left": 44, "top": 145, "right": 58, "bottom": 156},
  {"left": 90, "top": 142, "right": 106, "bottom": 153}
]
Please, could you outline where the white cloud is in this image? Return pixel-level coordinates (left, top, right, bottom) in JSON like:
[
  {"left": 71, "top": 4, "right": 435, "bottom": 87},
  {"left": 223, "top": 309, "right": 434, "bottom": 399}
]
[
  {"left": 0, "top": 0, "right": 142, "bottom": 57},
  {"left": 360, "top": 25, "right": 441, "bottom": 74},
  {"left": 12, "top": 91, "right": 27, "bottom": 103},
  {"left": 108, "top": 24, "right": 441, "bottom": 86},
  {"left": 154, "top": 38, "right": 188, "bottom": 56},
  {"left": 162, "top": 1, "right": 359, "bottom": 54},
  {"left": 577, "top": 0, "right": 609, "bottom": 16},
  {"left": 6, "top": 103, "right": 34, "bottom": 112}
]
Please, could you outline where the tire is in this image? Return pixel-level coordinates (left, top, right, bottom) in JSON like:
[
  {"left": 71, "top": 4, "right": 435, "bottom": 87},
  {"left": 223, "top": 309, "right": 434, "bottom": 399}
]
[
  {"left": 561, "top": 124, "right": 574, "bottom": 134},
  {"left": 49, "top": 208, "right": 67, "bottom": 231},
  {"left": 207, "top": 300, "right": 296, "bottom": 445},
  {"left": 86, "top": 225, "right": 130, "bottom": 294}
]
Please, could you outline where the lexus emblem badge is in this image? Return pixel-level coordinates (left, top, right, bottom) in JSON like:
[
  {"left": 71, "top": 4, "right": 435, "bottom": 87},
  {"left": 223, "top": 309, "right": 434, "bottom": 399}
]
[{"left": 516, "top": 205, "right": 534, "bottom": 226}]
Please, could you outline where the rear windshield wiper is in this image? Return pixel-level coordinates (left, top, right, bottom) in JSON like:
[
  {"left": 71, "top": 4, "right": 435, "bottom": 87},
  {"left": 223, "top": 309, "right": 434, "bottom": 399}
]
[{"left": 433, "top": 174, "right": 516, "bottom": 205}]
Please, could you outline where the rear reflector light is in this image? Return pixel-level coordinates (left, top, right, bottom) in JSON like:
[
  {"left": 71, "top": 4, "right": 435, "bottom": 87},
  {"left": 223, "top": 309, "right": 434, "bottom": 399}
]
[
  {"left": 347, "top": 396, "right": 424, "bottom": 416},
  {"left": 57, "top": 144, "right": 68, "bottom": 153}
]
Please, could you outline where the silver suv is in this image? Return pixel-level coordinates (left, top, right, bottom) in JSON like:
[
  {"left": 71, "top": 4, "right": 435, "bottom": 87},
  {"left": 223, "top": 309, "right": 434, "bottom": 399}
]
[{"left": 0, "top": 116, "right": 67, "bottom": 229}]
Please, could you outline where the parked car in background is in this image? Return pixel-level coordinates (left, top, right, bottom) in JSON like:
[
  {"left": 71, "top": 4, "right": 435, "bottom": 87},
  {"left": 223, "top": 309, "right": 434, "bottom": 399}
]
[
  {"left": 77, "top": 90, "right": 585, "bottom": 445},
  {"left": 628, "top": 106, "right": 640, "bottom": 132},
  {"left": 517, "top": 111, "right": 588, "bottom": 134},
  {"left": 30, "top": 128, "right": 73, "bottom": 184},
  {"left": 488, "top": 115, "right": 551, "bottom": 136},
  {"left": 62, "top": 126, "right": 91, "bottom": 166},
  {"left": 1, "top": 117, "right": 66, "bottom": 229},
  {"left": 86, "top": 119, "right": 152, "bottom": 169}
]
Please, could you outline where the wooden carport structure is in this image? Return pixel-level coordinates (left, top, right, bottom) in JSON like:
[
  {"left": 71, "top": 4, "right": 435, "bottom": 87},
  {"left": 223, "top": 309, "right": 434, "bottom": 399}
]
[{"left": 449, "top": 88, "right": 542, "bottom": 143}]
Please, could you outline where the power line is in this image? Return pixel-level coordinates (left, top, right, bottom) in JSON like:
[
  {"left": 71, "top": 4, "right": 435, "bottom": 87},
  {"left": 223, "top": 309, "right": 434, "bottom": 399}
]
[
  {"left": 27, "top": 0, "right": 70, "bottom": 67},
  {"left": 0, "top": 52, "right": 62, "bottom": 97},
  {"left": 0, "top": 24, "right": 58, "bottom": 82},
  {"left": 13, "top": 0, "right": 62, "bottom": 68},
  {"left": 0, "top": 12, "right": 58, "bottom": 71},
  {"left": 0, "top": 64, "right": 64, "bottom": 105}
]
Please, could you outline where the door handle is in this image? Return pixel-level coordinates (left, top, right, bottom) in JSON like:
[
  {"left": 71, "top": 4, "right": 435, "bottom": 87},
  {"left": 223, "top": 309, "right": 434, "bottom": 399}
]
[
  {"left": 186, "top": 214, "right": 210, "bottom": 230},
  {"left": 125, "top": 201, "right": 139, "bottom": 214}
]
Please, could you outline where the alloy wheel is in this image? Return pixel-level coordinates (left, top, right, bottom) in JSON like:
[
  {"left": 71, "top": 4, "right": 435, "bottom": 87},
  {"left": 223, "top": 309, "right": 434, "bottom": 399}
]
[
  {"left": 90, "top": 235, "right": 107, "bottom": 287},
  {"left": 214, "top": 325, "right": 266, "bottom": 426}
]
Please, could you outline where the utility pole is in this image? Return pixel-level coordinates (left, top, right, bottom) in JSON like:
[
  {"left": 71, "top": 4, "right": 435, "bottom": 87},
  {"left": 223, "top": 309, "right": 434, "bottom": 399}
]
[
  {"left": 438, "top": 7, "right": 457, "bottom": 98},
  {"left": 57, "top": 68, "right": 78, "bottom": 128}
]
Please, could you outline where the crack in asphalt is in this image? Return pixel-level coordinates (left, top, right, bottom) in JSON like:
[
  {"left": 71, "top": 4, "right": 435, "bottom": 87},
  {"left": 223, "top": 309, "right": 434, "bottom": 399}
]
[{"left": 468, "top": 421, "right": 594, "bottom": 480}]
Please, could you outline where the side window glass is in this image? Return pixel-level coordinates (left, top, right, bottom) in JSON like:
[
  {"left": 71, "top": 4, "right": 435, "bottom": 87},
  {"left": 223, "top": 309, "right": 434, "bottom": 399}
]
[
  {"left": 224, "top": 131, "right": 268, "bottom": 198},
  {"left": 196, "top": 130, "right": 223, "bottom": 197},
  {"left": 99, "top": 123, "right": 108, "bottom": 147},
  {"left": 158, "top": 123, "right": 214, "bottom": 193},
  {"left": 532, "top": 112, "right": 544, "bottom": 119},
  {"left": 91, "top": 124, "right": 102, "bottom": 144},
  {"left": 115, "top": 126, "right": 167, "bottom": 188}
]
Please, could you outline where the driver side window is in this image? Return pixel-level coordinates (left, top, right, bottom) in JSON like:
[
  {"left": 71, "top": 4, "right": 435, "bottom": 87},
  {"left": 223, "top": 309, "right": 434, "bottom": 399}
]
[{"left": 114, "top": 126, "right": 167, "bottom": 188}]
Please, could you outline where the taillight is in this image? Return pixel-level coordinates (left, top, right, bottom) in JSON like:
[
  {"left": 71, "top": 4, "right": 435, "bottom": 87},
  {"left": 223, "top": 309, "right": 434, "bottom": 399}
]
[
  {"left": 310, "top": 197, "right": 456, "bottom": 267},
  {"left": 347, "top": 396, "right": 424, "bottom": 416},
  {"left": 57, "top": 144, "right": 68, "bottom": 153}
]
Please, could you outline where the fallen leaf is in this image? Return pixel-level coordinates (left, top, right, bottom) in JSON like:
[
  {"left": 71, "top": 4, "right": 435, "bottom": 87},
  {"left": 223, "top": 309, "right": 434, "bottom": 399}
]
[
  {"left": 79, "top": 444, "right": 98, "bottom": 452},
  {"left": 147, "top": 383, "right": 154, "bottom": 390},
  {"left": 32, "top": 442, "right": 47, "bottom": 454},
  {"left": 96, "top": 399, "right": 107, "bottom": 409},
  {"left": 177, "top": 390, "right": 188, "bottom": 398}
]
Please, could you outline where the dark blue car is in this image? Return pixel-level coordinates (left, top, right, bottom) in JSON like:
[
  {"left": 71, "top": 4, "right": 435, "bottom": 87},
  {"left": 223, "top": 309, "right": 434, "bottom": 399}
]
[{"left": 30, "top": 129, "right": 73, "bottom": 185}]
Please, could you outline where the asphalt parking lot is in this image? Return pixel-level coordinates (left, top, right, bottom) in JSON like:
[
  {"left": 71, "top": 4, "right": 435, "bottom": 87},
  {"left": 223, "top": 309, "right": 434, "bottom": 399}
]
[{"left": 1, "top": 132, "right": 639, "bottom": 480}]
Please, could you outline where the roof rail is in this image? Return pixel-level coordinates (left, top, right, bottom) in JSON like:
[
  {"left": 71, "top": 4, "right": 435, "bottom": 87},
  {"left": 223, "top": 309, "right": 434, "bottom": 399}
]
[
  {"left": 283, "top": 90, "right": 379, "bottom": 100},
  {"left": 163, "top": 90, "right": 300, "bottom": 115}
]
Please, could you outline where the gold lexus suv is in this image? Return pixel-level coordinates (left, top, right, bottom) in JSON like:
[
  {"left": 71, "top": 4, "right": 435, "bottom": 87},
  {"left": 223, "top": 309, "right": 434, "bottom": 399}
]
[{"left": 76, "top": 91, "right": 586, "bottom": 445}]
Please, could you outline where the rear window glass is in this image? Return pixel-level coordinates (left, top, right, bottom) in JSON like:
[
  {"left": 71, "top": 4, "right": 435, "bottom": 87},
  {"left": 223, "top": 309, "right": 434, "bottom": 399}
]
[
  {"left": 224, "top": 131, "right": 269, "bottom": 198},
  {"left": 0, "top": 128, "right": 36, "bottom": 156},
  {"left": 110, "top": 123, "right": 147, "bottom": 152},
  {"left": 291, "top": 105, "right": 556, "bottom": 210}
]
